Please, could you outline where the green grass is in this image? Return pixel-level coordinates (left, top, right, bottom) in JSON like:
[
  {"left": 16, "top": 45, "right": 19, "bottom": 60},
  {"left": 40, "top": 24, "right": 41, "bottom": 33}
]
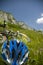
[{"left": 0, "top": 22, "right": 43, "bottom": 65}]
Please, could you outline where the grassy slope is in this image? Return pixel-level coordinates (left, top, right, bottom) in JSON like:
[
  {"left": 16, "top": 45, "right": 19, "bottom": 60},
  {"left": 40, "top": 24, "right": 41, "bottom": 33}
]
[{"left": 0, "top": 22, "right": 43, "bottom": 65}]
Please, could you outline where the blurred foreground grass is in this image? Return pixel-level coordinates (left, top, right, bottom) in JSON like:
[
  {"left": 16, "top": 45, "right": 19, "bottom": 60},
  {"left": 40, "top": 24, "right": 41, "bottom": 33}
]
[{"left": 0, "top": 22, "right": 43, "bottom": 65}]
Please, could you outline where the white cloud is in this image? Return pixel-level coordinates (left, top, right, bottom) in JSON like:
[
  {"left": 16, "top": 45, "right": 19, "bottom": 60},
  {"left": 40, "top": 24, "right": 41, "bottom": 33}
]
[
  {"left": 36, "top": 17, "right": 43, "bottom": 24},
  {"left": 41, "top": 13, "right": 43, "bottom": 16},
  {"left": 36, "top": 13, "right": 43, "bottom": 24}
]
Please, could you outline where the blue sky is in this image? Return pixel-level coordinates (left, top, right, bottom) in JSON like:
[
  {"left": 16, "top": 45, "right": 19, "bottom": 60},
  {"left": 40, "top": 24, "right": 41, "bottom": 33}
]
[{"left": 0, "top": 0, "right": 43, "bottom": 30}]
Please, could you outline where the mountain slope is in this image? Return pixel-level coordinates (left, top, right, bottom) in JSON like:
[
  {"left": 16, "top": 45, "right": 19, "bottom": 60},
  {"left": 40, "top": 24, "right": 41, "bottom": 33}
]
[
  {"left": 0, "top": 10, "right": 33, "bottom": 30},
  {"left": 0, "top": 11, "right": 43, "bottom": 65}
]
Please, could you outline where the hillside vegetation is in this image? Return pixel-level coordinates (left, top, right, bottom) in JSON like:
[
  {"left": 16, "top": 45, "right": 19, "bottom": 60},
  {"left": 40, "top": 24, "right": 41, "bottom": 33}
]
[{"left": 0, "top": 11, "right": 43, "bottom": 65}]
